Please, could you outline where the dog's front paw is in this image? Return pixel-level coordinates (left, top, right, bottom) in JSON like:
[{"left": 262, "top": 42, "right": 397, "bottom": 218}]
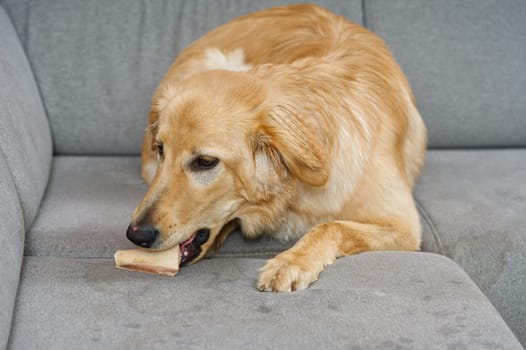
[{"left": 257, "top": 251, "right": 323, "bottom": 292}]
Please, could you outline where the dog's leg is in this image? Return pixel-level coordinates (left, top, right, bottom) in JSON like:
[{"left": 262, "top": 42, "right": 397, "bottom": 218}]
[{"left": 257, "top": 220, "right": 420, "bottom": 292}]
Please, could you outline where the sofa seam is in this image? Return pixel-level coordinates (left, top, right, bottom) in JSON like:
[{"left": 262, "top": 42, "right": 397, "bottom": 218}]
[
  {"left": 0, "top": 143, "right": 27, "bottom": 229},
  {"left": 363, "top": 0, "right": 376, "bottom": 32},
  {"left": 415, "top": 197, "right": 445, "bottom": 255},
  {"left": 361, "top": 0, "right": 367, "bottom": 27}
]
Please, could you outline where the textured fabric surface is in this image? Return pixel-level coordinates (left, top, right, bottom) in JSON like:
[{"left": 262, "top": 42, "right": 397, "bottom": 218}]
[
  {"left": 0, "top": 6, "right": 52, "bottom": 228},
  {"left": 415, "top": 149, "right": 526, "bottom": 345},
  {"left": 27, "top": 157, "right": 148, "bottom": 257},
  {"left": 9, "top": 253, "right": 523, "bottom": 350},
  {"left": 26, "top": 156, "right": 294, "bottom": 258},
  {"left": 365, "top": 0, "right": 526, "bottom": 147},
  {"left": 1, "top": 0, "right": 361, "bottom": 155},
  {"left": 26, "top": 156, "right": 295, "bottom": 258},
  {"left": 0, "top": 154, "right": 25, "bottom": 349},
  {"left": 27, "top": 156, "right": 437, "bottom": 259},
  {"left": 24, "top": 153, "right": 526, "bottom": 344}
]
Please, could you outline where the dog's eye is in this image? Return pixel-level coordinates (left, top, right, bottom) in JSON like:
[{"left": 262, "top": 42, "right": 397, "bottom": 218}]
[
  {"left": 190, "top": 156, "right": 219, "bottom": 171},
  {"left": 154, "top": 141, "right": 164, "bottom": 159}
]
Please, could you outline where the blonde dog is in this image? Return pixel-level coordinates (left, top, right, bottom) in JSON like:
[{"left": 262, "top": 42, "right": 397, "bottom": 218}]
[{"left": 126, "top": 4, "right": 426, "bottom": 292}]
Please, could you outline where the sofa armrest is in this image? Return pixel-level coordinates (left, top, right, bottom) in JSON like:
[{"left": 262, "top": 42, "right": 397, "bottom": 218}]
[
  {"left": 0, "top": 154, "right": 25, "bottom": 349},
  {"left": 0, "top": 6, "right": 52, "bottom": 228}
]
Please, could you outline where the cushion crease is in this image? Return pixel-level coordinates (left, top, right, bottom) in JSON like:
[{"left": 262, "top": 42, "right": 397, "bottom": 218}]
[{"left": 415, "top": 197, "right": 444, "bottom": 255}]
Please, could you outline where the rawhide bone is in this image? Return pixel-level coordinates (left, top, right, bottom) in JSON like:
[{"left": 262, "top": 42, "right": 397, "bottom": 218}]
[{"left": 114, "top": 246, "right": 180, "bottom": 276}]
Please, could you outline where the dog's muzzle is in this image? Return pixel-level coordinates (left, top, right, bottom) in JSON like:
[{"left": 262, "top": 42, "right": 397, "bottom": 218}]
[{"left": 125, "top": 224, "right": 210, "bottom": 265}]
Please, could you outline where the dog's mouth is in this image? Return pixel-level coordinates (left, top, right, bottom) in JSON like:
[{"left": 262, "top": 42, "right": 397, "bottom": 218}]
[{"left": 179, "top": 228, "right": 210, "bottom": 266}]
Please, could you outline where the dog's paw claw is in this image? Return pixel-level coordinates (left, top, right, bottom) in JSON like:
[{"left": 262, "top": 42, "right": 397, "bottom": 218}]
[{"left": 257, "top": 253, "right": 321, "bottom": 292}]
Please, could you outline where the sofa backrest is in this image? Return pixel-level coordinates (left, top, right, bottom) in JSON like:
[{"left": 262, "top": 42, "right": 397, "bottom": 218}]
[
  {"left": 0, "top": 0, "right": 361, "bottom": 155},
  {"left": 366, "top": 0, "right": 526, "bottom": 147},
  {"left": 1, "top": 0, "right": 525, "bottom": 153}
]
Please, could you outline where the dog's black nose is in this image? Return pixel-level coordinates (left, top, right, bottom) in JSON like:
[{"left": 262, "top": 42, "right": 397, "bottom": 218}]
[{"left": 126, "top": 224, "right": 159, "bottom": 248}]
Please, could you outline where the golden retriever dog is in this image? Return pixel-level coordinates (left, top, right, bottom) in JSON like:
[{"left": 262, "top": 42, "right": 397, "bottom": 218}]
[{"left": 126, "top": 4, "right": 426, "bottom": 292}]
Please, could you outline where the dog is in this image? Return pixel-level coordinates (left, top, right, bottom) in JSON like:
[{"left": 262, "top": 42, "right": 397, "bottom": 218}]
[{"left": 126, "top": 4, "right": 427, "bottom": 292}]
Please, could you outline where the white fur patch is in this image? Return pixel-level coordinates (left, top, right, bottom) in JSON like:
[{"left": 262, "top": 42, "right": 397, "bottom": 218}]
[
  {"left": 143, "top": 161, "right": 158, "bottom": 184},
  {"left": 295, "top": 115, "right": 370, "bottom": 216},
  {"left": 153, "top": 48, "right": 253, "bottom": 112},
  {"left": 277, "top": 211, "right": 316, "bottom": 241},
  {"left": 188, "top": 164, "right": 222, "bottom": 188},
  {"left": 202, "top": 48, "right": 253, "bottom": 72},
  {"left": 254, "top": 150, "right": 280, "bottom": 199}
]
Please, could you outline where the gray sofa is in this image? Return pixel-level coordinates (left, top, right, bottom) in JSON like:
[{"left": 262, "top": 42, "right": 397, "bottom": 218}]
[{"left": 1, "top": 0, "right": 525, "bottom": 349}]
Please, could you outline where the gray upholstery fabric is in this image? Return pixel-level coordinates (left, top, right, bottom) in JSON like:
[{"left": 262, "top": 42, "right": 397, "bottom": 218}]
[
  {"left": 4, "top": 0, "right": 524, "bottom": 151},
  {"left": 27, "top": 157, "right": 148, "bottom": 257},
  {"left": 0, "top": 154, "right": 25, "bottom": 350},
  {"left": 26, "top": 156, "right": 297, "bottom": 258},
  {"left": 365, "top": 0, "right": 526, "bottom": 147},
  {"left": 415, "top": 149, "right": 526, "bottom": 345},
  {"left": 0, "top": 6, "right": 52, "bottom": 228},
  {"left": 26, "top": 156, "right": 294, "bottom": 258},
  {"left": 27, "top": 156, "right": 438, "bottom": 260},
  {"left": 1, "top": 0, "right": 362, "bottom": 155},
  {"left": 25, "top": 156, "right": 297, "bottom": 259},
  {"left": 8, "top": 253, "right": 523, "bottom": 350}
]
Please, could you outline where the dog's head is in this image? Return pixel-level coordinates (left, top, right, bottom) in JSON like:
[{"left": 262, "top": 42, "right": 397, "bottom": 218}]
[{"left": 127, "top": 69, "right": 328, "bottom": 265}]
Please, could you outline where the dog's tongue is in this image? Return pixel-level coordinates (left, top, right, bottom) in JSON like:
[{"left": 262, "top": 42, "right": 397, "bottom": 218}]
[
  {"left": 179, "top": 229, "right": 210, "bottom": 265},
  {"left": 180, "top": 233, "right": 197, "bottom": 259}
]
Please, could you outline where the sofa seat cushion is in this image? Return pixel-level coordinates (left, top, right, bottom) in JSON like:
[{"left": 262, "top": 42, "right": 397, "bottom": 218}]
[
  {"left": 27, "top": 156, "right": 438, "bottom": 259},
  {"left": 27, "top": 151, "right": 526, "bottom": 345},
  {"left": 27, "top": 156, "right": 295, "bottom": 259},
  {"left": 8, "top": 252, "right": 522, "bottom": 349},
  {"left": 415, "top": 149, "right": 526, "bottom": 344},
  {"left": 21, "top": 153, "right": 471, "bottom": 260},
  {"left": 26, "top": 156, "right": 147, "bottom": 257}
]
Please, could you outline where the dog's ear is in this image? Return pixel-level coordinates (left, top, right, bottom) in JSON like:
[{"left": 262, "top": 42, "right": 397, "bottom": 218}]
[{"left": 257, "top": 104, "right": 329, "bottom": 187}]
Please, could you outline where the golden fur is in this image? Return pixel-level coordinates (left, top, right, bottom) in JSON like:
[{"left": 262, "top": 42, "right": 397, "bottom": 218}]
[{"left": 130, "top": 4, "right": 427, "bottom": 292}]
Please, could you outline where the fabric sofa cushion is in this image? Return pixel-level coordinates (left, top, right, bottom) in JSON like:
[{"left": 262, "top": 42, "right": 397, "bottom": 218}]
[
  {"left": 365, "top": 0, "right": 526, "bottom": 147},
  {"left": 0, "top": 154, "right": 25, "bottom": 349},
  {"left": 27, "top": 157, "right": 148, "bottom": 257},
  {"left": 0, "top": 6, "right": 52, "bottom": 228},
  {"left": 1, "top": 0, "right": 362, "bottom": 155},
  {"left": 26, "top": 156, "right": 296, "bottom": 259},
  {"left": 26, "top": 156, "right": 436, "bottom": 259},
  {"left": 27, "top": 153, "right": 524, "bottom": 342},
  {"left": 415, "top": 149, "right": 526, "bottom": 345},
  {"left": 8, "top": 253, "right": 523, "bottom": 349}
]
